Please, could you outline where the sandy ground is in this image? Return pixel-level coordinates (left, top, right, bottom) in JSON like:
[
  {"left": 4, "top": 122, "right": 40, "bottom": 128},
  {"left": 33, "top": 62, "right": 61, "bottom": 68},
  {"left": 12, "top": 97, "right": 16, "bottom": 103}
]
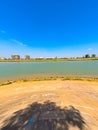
[{"left": 0, "top": 80, "right": 98, "bottom": 130}]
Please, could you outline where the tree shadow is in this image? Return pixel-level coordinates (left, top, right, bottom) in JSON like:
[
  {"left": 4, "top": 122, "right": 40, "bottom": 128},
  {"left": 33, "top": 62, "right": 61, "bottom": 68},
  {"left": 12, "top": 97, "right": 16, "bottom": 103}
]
[{"left": 1, "top": 101, "right": 86, "bottom": 130}]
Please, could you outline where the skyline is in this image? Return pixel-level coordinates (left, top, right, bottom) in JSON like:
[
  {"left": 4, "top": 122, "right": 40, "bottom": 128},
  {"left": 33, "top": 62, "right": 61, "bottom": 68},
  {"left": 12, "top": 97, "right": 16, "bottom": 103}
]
[
  {"left": 0, "top": 52, "right": 97, "bottom": 59},
  {"left": 0, "top": 0, "right": 98, "bottom": 58}
]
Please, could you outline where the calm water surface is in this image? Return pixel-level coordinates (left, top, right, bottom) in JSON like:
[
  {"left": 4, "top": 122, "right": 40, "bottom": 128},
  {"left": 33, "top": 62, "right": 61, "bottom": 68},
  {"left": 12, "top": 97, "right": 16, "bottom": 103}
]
[{"left": 0, "top": 61, "right": 98, "bottom": 80}]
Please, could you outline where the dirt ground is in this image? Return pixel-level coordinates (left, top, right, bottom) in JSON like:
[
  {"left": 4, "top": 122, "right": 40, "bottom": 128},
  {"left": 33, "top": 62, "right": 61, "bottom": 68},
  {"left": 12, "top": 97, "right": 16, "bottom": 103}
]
[{"left": 0, "top": 80, "right": 98, "bottom": 130}]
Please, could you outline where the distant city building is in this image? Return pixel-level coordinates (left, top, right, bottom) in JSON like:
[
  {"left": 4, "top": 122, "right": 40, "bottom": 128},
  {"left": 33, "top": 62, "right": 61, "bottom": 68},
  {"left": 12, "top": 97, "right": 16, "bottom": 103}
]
[
  {"left": 11, "top": 55, "right": 20, "bottom": 60},
  {"left": 25, "top": 55, "right": 30, "bottom": 60},
  {"left": 34, "top": 57, "right": 44, "bottom": 60},
  {"left": 0, "top": 57, "right": 6, "bottom": 60}
]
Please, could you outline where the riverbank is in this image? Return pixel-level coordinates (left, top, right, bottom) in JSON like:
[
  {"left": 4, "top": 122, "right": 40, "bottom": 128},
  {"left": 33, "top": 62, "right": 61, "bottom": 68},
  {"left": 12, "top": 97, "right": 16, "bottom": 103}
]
[
  {"left": 0, "top": 80, "right": 98, "bottom": 129},
  {"left": 0, "top": 76, "right": 98, "bottom": 86}
]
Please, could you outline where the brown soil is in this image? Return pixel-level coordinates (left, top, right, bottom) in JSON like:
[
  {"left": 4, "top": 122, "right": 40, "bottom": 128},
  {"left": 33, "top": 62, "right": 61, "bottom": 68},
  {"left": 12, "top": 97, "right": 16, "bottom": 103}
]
[{"left": 0, "top": 80, "right": 98, "bottom": 130}]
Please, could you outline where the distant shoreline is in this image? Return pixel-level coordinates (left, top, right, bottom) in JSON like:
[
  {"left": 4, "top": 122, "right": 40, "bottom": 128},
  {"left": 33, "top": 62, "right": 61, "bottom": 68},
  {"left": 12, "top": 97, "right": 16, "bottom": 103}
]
[{"left": 0, "top": 58, "right": 98, "bottom": 62}]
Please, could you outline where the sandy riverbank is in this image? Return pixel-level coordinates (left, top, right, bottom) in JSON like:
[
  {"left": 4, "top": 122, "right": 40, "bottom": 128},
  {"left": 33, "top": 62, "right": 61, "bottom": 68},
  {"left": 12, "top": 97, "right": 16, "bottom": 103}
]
[{"left": 0, "top": 80, "right": 98, "bottom": 129}]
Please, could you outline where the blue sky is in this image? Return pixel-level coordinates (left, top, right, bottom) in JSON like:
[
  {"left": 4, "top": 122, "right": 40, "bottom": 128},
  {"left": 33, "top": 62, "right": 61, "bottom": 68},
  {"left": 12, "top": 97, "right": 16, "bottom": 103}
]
[{"left": 0, "top": 0, "right": 98, "bottom": 58}]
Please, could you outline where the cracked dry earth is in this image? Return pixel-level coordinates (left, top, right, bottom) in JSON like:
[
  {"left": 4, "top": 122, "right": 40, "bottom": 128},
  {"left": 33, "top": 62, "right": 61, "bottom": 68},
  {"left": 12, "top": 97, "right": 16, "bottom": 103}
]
[{"left": 0, "top": 80, "right": 98, "bottom": 130}]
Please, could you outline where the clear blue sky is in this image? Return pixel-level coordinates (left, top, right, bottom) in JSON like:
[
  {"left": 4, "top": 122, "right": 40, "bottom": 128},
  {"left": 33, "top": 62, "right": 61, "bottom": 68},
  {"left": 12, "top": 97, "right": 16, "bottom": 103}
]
[{"left": 0, "top": 0, "right": 98, "bottom": 58}]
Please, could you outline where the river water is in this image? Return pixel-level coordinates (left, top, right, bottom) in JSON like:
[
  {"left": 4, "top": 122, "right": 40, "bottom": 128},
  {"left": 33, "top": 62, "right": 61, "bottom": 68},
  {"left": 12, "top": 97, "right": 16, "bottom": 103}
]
[{"left": 0, "top": 61, "right": 98, "bottom": 81}]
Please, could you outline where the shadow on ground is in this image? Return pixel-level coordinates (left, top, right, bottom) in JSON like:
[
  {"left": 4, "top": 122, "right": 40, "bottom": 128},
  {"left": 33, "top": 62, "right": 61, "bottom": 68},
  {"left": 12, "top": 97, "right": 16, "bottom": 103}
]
[{"left": 1, "top": 101, "right": 86, "bottom": 130}]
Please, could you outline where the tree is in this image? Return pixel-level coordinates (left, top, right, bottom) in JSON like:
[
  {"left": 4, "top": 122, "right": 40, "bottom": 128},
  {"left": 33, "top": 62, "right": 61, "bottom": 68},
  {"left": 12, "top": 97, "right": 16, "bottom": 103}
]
[
  {"left": 91, "top": 54, "right": 96, "bottom": 58},
  {"left": 85, "top": 54, "right": 90, "bottom": 58}
]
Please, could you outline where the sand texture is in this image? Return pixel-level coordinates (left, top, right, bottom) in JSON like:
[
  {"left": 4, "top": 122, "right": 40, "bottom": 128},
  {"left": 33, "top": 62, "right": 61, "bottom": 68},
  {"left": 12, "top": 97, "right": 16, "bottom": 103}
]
[{"left": 0, "top": 80, "right": 98, "bottom": 130}]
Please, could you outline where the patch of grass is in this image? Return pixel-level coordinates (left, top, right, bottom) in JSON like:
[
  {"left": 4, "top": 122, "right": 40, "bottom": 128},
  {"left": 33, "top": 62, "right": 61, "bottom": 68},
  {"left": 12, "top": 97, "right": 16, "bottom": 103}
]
[
  {"left": 31, "top": 77, "right": 57, "bottom": 81},
  {"left": 43, "top": 78, "right": 57, "bottom": 80},
  {"left": 0, "top": 81, "right": 14, "bottom": 86},
  {"left": 62, "top": 78, "right": 71, "bottom": 80},
  {"left": 62, "top": 77, "right": 98, "bottom": 82},
  {"left": 22, "top": 79, "right": 28, "bottom": 82}
]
